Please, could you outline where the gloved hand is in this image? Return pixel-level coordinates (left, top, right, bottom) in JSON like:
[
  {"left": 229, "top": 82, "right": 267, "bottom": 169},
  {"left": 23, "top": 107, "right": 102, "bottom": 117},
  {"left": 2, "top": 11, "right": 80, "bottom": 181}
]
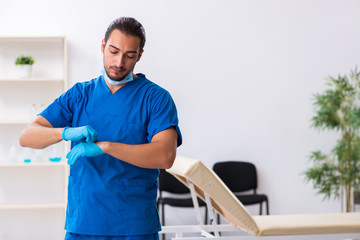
[
  {"left": 62, "top": 126, "right": 98, "bottom": 142},
  {"left": 66, "top": 142, "right": 104, "bottom": 166}
]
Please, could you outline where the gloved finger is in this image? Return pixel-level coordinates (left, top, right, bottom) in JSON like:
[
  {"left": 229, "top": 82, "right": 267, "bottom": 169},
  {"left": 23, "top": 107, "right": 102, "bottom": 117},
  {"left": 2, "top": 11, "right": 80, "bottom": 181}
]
[
  {"left": 84, "top": 126, "right": 98, "bottom": 143},
  {"left": 66, "top": 142, "right": 103, "bottom": 166},
  {"left": 66, "top": 143, "right": 85, "bottom": 166},
  {"left": 66, "top": 151, "right": 75, "bottom": 165},
  {"left": 62, "top": 126, "right": 85, "bottom": 142},
  {"left": 89, "top": 128, "right": 98, "bottom": 142},
  {"left": 68, "top": 150, "right": 82, "bottom": 166},
  {"left": 66, "top": 151, "right": 71, "bottom": 160},
  {"left": 66, "top": 149, "right": 78, "bottom": 166}
]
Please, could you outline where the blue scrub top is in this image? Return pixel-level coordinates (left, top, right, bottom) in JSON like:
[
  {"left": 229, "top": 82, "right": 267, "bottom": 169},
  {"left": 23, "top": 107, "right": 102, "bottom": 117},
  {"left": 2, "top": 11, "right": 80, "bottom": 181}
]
[{"left": 40, "top": 74, "right": 182, "bottom": 236}]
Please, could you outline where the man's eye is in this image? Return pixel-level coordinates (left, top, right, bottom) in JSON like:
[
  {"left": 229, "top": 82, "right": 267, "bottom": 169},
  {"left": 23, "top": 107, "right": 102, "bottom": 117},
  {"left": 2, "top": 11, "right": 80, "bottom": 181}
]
[
  {"left": 127, "top": 55, "right": 136, "bottom": 59},
  {"left": 110, "top": 50, "right": 118, "bottom": 54}
]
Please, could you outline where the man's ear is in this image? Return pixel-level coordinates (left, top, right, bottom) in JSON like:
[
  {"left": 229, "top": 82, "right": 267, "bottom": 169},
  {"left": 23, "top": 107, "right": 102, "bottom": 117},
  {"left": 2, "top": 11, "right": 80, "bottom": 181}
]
[
  {"left": 101, "top": 39, "right": 106, "bottom": 54},
  {"left": 137, "top": 49, "right": 144, "bottom": 62}
]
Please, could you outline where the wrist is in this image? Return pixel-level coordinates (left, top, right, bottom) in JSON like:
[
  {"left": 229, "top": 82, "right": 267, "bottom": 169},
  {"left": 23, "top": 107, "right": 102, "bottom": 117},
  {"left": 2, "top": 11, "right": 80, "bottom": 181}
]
[
  {"left": 96, "top": 141, "right": 110, "bottom": 153},
  {"left": 58, "top": 128, "right": 65, "bottom": 141},
  {"left": 61, "top": 126, "right": 69, "bottom": 141}
]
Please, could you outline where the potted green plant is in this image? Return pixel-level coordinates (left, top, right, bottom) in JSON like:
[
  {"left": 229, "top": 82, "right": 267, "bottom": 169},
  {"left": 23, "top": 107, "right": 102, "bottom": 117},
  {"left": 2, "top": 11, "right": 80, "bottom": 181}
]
[
  {"left": 305, "top": 67, "right": 360, "bottom": 212},
  {"left": 15, "top": 55, "right": 35, "bottom": 78}
]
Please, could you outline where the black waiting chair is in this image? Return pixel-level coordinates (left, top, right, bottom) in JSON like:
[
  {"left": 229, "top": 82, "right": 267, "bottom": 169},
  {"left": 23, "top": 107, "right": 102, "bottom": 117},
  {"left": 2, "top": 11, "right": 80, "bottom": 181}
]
[
  {"left": 213, "top": 161, "right": 269, "bottom": 220},
  {"left": 157, "top": 169, "right": 208, "bottom": 228}
]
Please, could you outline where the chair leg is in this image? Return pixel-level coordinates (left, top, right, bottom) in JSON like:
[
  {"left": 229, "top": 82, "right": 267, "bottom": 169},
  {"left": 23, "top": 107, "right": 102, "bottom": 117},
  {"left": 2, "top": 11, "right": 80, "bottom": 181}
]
[
  {"left": 259, "top": 202, "right": 263, "bottom": 215},
  {"left": 161, "top": 204, "right": 165, "bottom": 240},
  {"left": 161, "top": 204, "right": 165, "bottom": 226},
  {"left": 266, "top": 200, "right": 269, "bottom": 215},
  {"left": 205, "top": 205, "right": 208, "bottom": 225},
  {"left": 215, "top": 213, "right": 222, "bottom": 236}
]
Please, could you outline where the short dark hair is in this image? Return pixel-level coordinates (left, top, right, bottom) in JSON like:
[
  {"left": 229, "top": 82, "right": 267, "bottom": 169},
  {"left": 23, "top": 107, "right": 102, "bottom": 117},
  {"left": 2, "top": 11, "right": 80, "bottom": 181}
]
[{"left": 104, "top": 17, "right": 146, "bottom": 51}]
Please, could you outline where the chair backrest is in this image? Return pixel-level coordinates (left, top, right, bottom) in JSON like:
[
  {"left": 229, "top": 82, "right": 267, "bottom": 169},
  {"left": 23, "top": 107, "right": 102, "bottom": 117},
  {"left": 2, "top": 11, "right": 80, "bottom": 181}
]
[
  {"left": 213, "top": 161, "right": 258, "bottom": 192},
  {"left": 159, "top": 169, "right": 190, "bottom": 194}
]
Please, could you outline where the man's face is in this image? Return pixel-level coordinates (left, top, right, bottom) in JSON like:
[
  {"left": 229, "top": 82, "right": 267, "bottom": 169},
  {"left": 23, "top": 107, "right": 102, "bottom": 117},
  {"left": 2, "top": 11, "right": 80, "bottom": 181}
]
[{"left": 101, "top": 29, "right": 143, "bottom": 81}]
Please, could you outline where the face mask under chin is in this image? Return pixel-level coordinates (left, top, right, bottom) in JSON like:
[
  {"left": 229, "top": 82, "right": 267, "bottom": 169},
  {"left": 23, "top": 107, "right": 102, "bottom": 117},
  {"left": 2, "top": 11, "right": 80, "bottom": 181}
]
[{"left": 101, "top": 67, "right": 134, "bottom": 86}]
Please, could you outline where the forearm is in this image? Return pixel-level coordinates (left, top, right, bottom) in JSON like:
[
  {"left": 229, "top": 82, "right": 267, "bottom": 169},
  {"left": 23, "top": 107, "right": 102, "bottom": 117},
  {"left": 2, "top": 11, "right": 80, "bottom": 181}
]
[
  {"left": 97, "top": 128, "right": 178, "bottom": 169},
  {"left": 97, "top": 138, "right": 177, "bottom": 169},
  {"left": 19, "top": 117, "right": 63, "bottom": 149}
]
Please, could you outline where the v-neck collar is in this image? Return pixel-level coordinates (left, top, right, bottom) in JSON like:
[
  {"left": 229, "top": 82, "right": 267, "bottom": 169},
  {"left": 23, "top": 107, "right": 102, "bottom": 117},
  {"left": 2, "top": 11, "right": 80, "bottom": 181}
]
[
  {"left": 99, "top": 74, "right": 145, "bottom": 95},
  {"left": 99, "top": 75, "right": 129, "bottom": 95}
]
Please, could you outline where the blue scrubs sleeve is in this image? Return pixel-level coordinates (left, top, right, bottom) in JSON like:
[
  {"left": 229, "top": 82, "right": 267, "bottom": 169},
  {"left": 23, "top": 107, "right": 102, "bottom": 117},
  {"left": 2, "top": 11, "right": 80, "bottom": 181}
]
[
  {"left": 40, "top": 85, "right": 75, "bottom": 128},
  {"left": 147, "top": 90, "right": 182, "bottom": 146}
]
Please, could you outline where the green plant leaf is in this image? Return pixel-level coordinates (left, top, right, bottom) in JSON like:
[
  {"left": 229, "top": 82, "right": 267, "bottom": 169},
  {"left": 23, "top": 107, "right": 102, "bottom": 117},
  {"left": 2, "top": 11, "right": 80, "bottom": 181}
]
[
  {"left": 306, "top": 67, "right": 360, "bottom": 211},
  {"left": 15, "top": 55, "right": 35, "bottom": 65}
]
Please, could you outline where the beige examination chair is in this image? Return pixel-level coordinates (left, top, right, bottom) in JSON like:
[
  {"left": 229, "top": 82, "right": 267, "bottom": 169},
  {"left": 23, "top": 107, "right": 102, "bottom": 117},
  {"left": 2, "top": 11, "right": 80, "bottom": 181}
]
[{"left": 160, "top": 156, "right": 360, "bottom": 240}]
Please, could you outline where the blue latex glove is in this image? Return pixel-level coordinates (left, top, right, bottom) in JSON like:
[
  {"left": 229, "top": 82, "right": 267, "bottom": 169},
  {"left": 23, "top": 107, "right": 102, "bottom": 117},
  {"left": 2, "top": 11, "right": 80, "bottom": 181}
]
[
  {"left": 66, "top": 142, "right": 104, "bottom": 166},
  {"left": 62, "top": 126, "right": 98, "bottom": 142}
]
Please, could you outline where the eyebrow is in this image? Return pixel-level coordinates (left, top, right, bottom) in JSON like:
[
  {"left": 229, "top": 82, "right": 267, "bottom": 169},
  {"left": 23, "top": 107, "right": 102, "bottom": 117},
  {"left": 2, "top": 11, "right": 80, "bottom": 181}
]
[{"left": 109, "top": 44, "right": 138, "bottom": 54}]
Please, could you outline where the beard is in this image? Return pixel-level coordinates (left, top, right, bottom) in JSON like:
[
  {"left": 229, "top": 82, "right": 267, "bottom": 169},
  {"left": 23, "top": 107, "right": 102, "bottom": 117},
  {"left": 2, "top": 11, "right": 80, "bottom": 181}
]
[{"left": 106, "top": 66, "right": 131, "bottom": 81}]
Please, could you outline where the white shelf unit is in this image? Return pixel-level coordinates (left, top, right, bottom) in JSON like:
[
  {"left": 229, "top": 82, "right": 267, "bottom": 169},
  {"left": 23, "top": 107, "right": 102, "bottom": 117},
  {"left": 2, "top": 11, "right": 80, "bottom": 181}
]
[
  {"left": 0, "top": 36, "right": 68, "bottom": 240},
  {"left": 0, "top": 202, "right": 66, "bottom": 210},
  {"left": 0, "top": 161, "right": 66, "bottom": 167}
]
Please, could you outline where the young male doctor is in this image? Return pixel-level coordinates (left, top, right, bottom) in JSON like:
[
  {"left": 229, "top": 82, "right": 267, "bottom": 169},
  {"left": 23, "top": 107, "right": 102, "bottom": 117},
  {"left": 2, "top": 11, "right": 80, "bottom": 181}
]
[{"left": 19, "top": 17, "right": 182, "bottom": 240}]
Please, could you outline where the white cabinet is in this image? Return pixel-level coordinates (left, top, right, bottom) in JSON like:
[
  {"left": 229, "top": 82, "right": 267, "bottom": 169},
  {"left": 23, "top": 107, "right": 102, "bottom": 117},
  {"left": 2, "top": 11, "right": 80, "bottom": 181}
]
[{"left": 0, "top": 37, "right": 68, "bottom": 240}]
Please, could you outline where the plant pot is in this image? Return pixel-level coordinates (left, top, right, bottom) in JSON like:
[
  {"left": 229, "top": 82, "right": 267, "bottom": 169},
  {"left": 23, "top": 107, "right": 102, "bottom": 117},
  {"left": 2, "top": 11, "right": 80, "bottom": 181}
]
[{"left": 16, "top": 64, "right": 32, "bottom": 78}]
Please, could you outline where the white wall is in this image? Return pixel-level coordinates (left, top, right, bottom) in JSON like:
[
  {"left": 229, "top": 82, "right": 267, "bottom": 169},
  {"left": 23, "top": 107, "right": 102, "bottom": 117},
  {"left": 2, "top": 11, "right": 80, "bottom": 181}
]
[{"left": 1, "top": 0, "right": 360, "bottom": 226}]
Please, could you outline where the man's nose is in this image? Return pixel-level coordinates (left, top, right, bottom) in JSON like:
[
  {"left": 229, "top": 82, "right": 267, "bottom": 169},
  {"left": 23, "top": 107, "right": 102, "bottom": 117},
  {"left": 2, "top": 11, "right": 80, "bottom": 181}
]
[{"left": 114, "top": 53, "right": 126, "bottom": 67}]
